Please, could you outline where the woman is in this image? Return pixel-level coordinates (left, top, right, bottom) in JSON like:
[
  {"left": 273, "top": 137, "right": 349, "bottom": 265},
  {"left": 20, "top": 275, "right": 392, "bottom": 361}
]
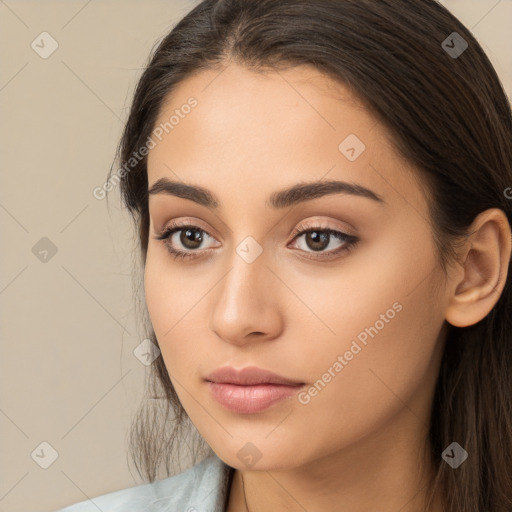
[{"left": 57, "top": 0, "right": 512, "bottom": 511}]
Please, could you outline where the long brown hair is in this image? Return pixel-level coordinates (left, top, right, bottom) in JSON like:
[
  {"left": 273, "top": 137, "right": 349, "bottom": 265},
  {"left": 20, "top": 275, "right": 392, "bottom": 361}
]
[{"left": 109, "top": 1, "right": 512, "bottom": 510}]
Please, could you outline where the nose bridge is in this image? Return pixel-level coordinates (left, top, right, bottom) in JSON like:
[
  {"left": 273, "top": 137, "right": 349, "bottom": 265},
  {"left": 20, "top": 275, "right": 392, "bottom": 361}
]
[
  {"left": 209, "top": 239, "right": 282, "bottom": 343},
  {"left": 218, "top": 214, "right": 271, "bottom": 301},
  {"left": 217, "top": 243, "right": 270, "bottom": 318}
]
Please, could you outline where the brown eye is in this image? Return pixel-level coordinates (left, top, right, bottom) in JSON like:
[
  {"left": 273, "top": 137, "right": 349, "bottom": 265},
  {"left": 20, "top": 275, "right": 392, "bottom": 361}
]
[
  {"left": 154, "top": 224, "right": 217, "bottom": 260},
  {"left": 290, "top": 223, "right": 359, "bottom": 260},
  {"left": 179, "top": 228, "right": 204, "bottom": 250},
  {"left": 302, "top": 230, "right": 331, "bottom": 252}
]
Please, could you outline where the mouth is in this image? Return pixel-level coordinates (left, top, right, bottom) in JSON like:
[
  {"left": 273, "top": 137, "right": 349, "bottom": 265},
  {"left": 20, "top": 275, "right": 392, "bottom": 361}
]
[{"left": 204, "top": 366, "right": 305, "bottom": 414}]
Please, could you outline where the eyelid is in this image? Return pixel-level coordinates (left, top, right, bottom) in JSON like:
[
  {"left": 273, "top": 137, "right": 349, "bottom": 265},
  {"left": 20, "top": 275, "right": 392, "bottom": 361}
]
[
  {"left": 156, "top": 217, "right": 217, "bottom": 238},
  {"left": 290, "top": 219, "right": 356, "bottom": 239}
]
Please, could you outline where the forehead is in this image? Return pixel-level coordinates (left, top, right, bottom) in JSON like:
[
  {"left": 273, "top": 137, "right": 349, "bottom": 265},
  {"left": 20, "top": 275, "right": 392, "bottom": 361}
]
[
  {"left": 146, "top": 63, "right": 425, "bottom": 215},
  {"left": 150, "top": 63, "right": 376, "bottom": 154}
]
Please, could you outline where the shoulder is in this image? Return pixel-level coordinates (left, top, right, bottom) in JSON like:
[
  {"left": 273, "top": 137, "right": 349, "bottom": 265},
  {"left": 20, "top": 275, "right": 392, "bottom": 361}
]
[{"left": 55, "top": 453, "right": 234, "bottom": 512}]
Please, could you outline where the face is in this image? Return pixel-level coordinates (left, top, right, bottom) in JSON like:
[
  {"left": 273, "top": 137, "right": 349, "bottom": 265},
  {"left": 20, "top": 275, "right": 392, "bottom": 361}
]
[{"left": 144, "top": 63, "right": 451, "bottom": 471}]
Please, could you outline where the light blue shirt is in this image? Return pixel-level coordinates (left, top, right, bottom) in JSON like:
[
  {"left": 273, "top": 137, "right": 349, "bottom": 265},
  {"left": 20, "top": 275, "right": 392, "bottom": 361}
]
[{"left": 56, "top": 454, "right": 234, "bottom": 512}]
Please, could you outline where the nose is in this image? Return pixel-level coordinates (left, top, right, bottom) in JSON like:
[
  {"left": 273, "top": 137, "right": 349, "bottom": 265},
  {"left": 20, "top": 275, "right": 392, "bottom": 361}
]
[{"left": 209, "top": 249, "right": 284, "bottom": 347}]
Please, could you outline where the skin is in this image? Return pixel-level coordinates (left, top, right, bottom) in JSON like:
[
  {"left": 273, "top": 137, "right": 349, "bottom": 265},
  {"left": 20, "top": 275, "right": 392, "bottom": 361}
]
[{"left": 144, "top": 63, "right": 511, "bottom": 512}]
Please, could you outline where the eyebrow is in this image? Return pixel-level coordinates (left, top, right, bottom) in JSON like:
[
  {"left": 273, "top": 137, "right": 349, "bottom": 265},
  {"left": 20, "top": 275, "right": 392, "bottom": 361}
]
[{"left": 147, "top": 177, "right": 385, "bottom": 209}]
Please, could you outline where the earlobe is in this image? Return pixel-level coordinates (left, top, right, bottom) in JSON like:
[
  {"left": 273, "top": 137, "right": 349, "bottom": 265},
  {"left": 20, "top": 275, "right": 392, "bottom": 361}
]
[{"left": 445, "top": 208, "right": 511, "bottom": 328}]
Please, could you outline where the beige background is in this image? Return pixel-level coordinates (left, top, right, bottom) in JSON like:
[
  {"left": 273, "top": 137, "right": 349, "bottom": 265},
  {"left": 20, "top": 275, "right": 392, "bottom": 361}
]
[{"left": 0, "top": 1, "right": 510, "bottom": 511}]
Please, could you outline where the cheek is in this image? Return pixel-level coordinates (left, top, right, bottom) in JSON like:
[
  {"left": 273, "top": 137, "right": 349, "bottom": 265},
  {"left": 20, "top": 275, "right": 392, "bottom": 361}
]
[
  {"left": 292, "top": 296, "right": 443, "bottom": 464},
  {"left": 144, "top": 254, "right": 169, "bottom": 328},
  {"left": 292, "top": 232, "right": 445, "bottom": 437},
  {"left": 143, "top": 254, "right": 180, "bottom": 356},
  {"left": 285, "top": 227, "right": 440, "bottom": 362},
  {"left": 143, "top": 251, "right": 212, "bottom": 374},
  {"left": 144, "top": 243, "right": 191, "bottom": 325}
]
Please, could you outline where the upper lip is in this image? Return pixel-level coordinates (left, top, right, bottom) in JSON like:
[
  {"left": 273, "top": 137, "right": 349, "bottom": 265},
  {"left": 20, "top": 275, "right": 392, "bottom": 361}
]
[{"left": 205, "top": 366, "right": 304, "bottom": 386}]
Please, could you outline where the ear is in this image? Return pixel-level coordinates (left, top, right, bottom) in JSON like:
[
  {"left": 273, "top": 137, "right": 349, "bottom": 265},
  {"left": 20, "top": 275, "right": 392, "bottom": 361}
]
[{"left": 445, "top": 208, "right": 512, "bottom": 328}]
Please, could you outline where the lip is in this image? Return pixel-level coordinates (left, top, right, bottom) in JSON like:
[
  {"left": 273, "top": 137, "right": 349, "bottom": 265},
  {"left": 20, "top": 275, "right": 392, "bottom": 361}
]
[
  {"left": 204, "top": 366, "right": 305, "bottom": 414},
  {"left": 205, "top": 366, "right": 304, "bottom": 386}
]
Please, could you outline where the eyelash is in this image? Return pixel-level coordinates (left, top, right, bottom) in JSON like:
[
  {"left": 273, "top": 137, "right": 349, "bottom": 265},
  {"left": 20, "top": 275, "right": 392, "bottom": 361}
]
[{"left": 154, "top": 221, "right": 359, "bottom": 262}]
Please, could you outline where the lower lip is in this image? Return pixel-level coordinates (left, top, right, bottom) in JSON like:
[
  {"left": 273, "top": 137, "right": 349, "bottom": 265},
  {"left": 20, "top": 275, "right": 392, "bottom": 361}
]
[{"left": 206, "top": 381, "right": 304, "bottom": 414}]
